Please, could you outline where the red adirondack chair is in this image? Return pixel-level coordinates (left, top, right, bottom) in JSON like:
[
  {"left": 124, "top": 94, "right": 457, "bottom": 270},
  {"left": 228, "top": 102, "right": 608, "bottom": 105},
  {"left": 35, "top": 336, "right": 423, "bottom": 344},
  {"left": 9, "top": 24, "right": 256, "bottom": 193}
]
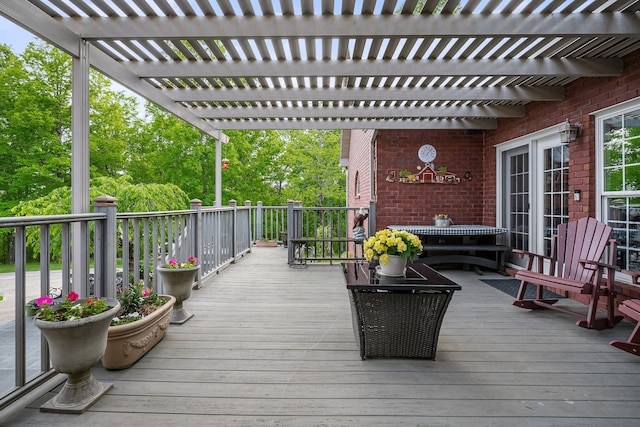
[
  {"left": 512, "top": 217, "right": 623, "bottom": 330},
  {"left": 610, "top": 271, "right": 640, "bottom": 357}
]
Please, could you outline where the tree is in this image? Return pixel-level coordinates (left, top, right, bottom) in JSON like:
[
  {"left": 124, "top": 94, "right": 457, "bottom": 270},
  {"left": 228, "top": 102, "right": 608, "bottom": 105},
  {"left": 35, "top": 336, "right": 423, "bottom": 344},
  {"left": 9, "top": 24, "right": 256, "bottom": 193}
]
[
  {"left": 9, "top": 176, "right": 190, "bottom": 260},
  {"left": 0, "top": 41, "right": 142, "bottom": 213},
  {"left": 0, "top": 42, "right": 72, "bottom": 207},
  {"left": 281, "top": 130, "right": 345, "bottom": 207},
  {"left": 89, "top": 74, "right": 140, "bottom": 177}
]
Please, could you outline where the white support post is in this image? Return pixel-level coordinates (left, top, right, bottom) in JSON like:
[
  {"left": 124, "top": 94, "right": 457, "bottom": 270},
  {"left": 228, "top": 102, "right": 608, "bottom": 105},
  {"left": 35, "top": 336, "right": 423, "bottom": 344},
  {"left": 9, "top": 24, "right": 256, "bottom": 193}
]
[
  {"left": 215, "top": 137, "right": 222, "bottom": 207},
  {"left": 71, "top": 40, "right": 90, "bottom": 296}
]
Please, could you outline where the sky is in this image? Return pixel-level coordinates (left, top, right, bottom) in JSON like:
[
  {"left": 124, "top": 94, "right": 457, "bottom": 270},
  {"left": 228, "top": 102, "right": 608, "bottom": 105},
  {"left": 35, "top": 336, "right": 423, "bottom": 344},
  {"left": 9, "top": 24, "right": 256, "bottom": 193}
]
[{"left": 0, "top": 17, "right": 33, "bottom": 53}]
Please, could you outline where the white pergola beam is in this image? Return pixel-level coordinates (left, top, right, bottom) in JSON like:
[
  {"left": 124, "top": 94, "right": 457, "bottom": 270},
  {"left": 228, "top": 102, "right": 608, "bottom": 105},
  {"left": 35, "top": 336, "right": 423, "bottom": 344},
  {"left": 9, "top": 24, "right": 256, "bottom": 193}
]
[
  {"left": 89, "top": 48, "right": 229, "bottom": 142},
  {"left": 170, "top": 86, "right": 565, "bottom": 103},
  {"left": 61, "top": 13, "right": 640, "bottom": 39},
  {"left": 205, "top": 118, "right": 498, "bottom": 130},
  {"left": 195, "top": 105, "right": 526, "bottom": 119},
  {"left": 131, "top": 58, "right": 623, "bottom": 79}
]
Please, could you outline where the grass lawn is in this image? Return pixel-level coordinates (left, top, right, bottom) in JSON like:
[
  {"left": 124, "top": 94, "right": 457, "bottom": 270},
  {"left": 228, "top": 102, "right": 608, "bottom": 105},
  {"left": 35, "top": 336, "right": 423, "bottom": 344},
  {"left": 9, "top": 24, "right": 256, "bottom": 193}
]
[
  {"left": 0, "top": 262, "right": 65, "bottom": 274},
  {"left": 0, "top": 260, "right": 124, "bottom": 274}
]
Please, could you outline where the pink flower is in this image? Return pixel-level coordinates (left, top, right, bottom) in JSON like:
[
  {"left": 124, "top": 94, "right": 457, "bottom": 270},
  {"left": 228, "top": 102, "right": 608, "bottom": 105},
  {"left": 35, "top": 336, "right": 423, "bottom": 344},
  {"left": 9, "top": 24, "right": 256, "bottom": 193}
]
[
  {"left": 37, "top": 296, "right": 53, "bottom": 306},
  {"left": 68, "top": 291, "right": 79, "bottom": 302},
  {"left": 143, "top": 288, "right": 150, "bottom": 297},
  {"left": 168, "top": 259, "right": 178, "bottom": 266},
  {"left": 187, "top": 256, "right": 198, "bottom": 264}
]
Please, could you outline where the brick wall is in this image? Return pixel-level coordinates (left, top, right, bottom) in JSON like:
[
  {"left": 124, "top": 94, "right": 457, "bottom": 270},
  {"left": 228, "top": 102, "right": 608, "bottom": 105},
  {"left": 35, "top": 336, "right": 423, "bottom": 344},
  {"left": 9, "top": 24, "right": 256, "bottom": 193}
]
[
  {"left": 373, "top": 130, "right": 485, "bottom": 229},
  {"left": 347, "top": 129, "right": 376, "bottom": 231},
  {"left": 484, "top": 49, "right": 640, "bottom": 221}
]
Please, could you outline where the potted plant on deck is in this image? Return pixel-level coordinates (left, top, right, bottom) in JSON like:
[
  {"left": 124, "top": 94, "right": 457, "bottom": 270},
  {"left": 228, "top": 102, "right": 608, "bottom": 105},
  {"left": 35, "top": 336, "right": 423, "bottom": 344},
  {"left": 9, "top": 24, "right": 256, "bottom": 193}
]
[
  {"left": 32, "top": 292, "right": 120, "bottom": 413},
  {"left": 102, "top": 281, "right": 176, "bottom": 370},
  {"left": 157, "top": 256, "right": 200, "bottom": 324},
  {"left": 364, "top": 229, "right": 423, "bottom": 277}
]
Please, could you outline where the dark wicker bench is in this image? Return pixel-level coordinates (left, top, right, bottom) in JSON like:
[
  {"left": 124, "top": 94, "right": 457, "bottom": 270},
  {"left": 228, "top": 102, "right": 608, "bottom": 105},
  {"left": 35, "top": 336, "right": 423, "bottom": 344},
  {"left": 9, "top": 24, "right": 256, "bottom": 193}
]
[{"left": 421, "top": 244, "right": 511, "bottom": 275}]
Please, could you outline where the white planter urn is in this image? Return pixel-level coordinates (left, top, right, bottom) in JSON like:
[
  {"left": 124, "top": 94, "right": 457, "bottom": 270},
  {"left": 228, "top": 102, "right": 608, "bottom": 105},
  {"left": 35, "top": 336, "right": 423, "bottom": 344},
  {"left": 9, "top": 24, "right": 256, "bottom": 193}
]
[
  {"left": 157, "top": 265, "right": 200, "bottom": 324},
  {"left": 33, "top": 298, "right": 120, "bottom": 414},
  {"left": 378, "top": 255, "right": 407, "bottom": 277},
  {"left": 434, "top": 218, "right": 450, "bottom": 227}
]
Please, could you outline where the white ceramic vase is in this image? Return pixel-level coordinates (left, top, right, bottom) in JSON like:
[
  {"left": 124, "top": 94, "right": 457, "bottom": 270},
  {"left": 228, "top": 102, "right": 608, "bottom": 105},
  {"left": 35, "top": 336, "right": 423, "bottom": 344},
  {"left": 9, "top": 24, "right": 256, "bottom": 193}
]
[{"left": 378, "top": 255, "right": 407, "bottom": 277}]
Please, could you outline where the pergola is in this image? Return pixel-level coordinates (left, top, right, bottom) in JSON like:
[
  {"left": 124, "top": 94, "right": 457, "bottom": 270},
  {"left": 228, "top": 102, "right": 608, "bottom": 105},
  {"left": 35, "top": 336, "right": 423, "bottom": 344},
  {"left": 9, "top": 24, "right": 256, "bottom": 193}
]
[
  {"left": 1, "top": 0, "right": 639, "bottom": 288},
  {"left": 2, "top": 1, "right": 639, "bottom": 134}
]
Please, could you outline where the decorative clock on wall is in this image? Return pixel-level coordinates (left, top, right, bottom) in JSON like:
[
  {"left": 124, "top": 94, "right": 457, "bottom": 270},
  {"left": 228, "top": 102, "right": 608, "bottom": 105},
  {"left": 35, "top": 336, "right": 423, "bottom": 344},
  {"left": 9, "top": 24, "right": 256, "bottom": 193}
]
[{"left": 418, "top": 144, "right": 437, "bottom": 163}]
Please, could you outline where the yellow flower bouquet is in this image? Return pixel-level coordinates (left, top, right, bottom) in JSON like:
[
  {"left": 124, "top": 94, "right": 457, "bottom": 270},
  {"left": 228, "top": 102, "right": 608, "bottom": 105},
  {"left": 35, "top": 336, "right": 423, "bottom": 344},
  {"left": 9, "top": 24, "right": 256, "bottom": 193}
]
[{"left": 364, "top": 229, "right": 423, "bottom": 265}]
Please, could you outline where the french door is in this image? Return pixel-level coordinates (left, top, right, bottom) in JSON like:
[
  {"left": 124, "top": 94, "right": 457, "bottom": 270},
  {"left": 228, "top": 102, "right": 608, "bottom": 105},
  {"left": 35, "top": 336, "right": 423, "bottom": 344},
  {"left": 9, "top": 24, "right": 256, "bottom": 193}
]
[
  {"left": 500, "top": 134, "right": 568, "bottom": 266},
  {"left": 503, "top": 146, "right": 529, "bottom": 266}
]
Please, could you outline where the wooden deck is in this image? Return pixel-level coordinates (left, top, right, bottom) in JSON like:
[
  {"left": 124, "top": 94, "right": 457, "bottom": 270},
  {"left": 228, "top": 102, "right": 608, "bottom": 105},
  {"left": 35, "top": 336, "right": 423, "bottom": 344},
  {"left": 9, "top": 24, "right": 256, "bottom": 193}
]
[{"left": 2, "top": 247, "right": 640, "bottom": 426}]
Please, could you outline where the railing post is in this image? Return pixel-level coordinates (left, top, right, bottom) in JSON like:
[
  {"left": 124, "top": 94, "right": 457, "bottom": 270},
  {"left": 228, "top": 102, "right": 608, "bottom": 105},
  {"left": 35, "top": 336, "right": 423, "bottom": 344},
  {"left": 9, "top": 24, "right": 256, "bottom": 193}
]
[
  {"left": 94, "top": 195, "right": 118, "bottom": 298},
  {"left": 368, "top": 200, "right": 376, "bottom": 235},
  {"left": 230, "top": 200, "right": 237, "bottom": 260},
  {"left": 256, "top": 201, "right": 263, "bottom": 241},
  {"left": 287, "top": 200, "right": 295, "bottom": 264},
  {"left": 190, "top": 199, "right": 202, "bottom": 288},
  {"left": 295, "top": 200, "right": 303, "bottom": 239},
  {"left": 245, "top": 200, "right": 252, "bottom": 252}
]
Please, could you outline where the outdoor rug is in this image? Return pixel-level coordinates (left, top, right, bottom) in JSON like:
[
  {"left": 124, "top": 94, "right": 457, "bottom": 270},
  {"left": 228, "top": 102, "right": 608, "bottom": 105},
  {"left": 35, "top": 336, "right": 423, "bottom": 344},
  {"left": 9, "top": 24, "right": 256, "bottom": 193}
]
[{"left": 480, "top": 278, "right": 564, "bottom": 300}]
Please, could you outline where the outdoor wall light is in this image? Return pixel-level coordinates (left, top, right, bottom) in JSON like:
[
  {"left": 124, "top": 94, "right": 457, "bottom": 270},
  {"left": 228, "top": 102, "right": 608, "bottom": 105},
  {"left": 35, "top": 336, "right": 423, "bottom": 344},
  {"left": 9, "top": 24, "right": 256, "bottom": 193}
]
[{"left": 559, "top": 119, "right": 582, "bottom": 143}]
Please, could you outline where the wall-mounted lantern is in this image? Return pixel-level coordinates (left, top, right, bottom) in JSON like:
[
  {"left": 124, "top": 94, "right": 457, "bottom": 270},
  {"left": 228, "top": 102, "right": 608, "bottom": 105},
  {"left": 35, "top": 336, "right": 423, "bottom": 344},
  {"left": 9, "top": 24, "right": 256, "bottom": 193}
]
[{"left": 559, "top": 119, "right": 582, "bottom": 143}]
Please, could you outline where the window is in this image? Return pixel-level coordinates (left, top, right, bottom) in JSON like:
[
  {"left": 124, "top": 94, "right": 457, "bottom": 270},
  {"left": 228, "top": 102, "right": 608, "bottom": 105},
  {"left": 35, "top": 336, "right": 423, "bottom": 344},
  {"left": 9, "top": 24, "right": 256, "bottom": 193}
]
[
  {"left": 355, "top": 171, "right": 360, "bottom": 198},
  {"left": 599, "top": 104, "right": 640, "bottom": 271}
]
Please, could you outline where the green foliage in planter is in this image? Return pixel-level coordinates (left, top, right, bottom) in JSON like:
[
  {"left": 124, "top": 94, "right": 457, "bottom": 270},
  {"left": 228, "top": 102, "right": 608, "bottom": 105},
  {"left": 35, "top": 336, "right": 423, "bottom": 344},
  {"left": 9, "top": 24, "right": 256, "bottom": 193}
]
[{"left": 112, "top": 280, "right": 167, "bottom": 326}]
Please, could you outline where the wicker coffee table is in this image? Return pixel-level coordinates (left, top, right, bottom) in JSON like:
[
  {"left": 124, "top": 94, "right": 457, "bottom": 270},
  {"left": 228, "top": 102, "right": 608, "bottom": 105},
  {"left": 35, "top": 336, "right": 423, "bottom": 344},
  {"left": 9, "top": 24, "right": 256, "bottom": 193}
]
[{"left": 343, "top": 261, "right": 461, "bottom": 360}]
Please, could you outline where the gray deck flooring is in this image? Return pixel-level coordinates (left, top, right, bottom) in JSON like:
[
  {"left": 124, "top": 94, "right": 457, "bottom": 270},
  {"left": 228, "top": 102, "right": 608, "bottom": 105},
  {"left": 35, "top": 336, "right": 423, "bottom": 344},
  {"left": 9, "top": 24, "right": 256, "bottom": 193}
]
[{"left": 2, "top": 246, "right": 640, "bottom": 426}]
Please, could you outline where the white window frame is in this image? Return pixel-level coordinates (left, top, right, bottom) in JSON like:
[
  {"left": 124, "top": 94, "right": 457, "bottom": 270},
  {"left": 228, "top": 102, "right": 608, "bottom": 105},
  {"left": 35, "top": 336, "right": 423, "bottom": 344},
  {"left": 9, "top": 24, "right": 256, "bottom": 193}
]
[
  {"left": 594, "top": 96, "right": 640, "bottom": 281},
  {"left": 594, "top": 96, "right": 640, "bottom": 218}
]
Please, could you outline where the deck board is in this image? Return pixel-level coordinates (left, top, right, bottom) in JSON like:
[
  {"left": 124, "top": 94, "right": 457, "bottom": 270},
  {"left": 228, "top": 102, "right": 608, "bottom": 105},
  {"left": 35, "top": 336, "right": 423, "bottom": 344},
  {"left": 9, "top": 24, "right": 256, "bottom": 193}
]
[{"left": 2, "top": 246, "right": 640, "bottom": 426}]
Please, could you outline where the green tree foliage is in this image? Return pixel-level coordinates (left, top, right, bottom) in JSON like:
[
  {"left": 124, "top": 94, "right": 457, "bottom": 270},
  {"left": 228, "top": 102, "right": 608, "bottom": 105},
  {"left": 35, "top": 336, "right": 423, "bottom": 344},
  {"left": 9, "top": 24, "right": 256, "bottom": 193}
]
[
  {"left": 89, "top": 74, "right": 140, "bottom": 177},
  {"left": 1, "top": 42, "right": 346, "bottom": 214},
  {"left": 218, "top": 129, "right": 288, "bottom": 206},
  {"left": 281, "top": 130, "right": 345, "bottom": 207},
  {"left": 0, "top": 41, "right": 141, "bottom": 214},
  {"left": 10, "top": 176, "right": 190, "bottom": 260},
  {"left": 0, "top": 43, "right": 72, "bottom": 208}
]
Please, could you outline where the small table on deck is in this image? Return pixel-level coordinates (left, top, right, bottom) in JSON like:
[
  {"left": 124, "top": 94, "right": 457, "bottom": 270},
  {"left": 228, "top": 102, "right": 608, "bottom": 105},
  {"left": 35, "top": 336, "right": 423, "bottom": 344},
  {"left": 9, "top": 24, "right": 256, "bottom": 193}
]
[
  {"left": 388, "top": 225, "right": 510, "bottom": 275},
  {"left": 343, "top": 261, "right": 461, "bottom": 360}
]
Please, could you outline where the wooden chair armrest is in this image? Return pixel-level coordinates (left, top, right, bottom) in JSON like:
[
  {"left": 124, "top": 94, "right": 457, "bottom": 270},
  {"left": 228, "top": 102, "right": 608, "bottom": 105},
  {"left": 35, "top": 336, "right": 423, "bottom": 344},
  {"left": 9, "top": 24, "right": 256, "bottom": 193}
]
[
  {"left": 621, "top": 269, "right": 640, "bottom": 284},
  {"left": 512, "top": 248, "right": 552, "bottom": 261},
  {"left": 579, "top": 258, "right": 621, "bottom": 272}
]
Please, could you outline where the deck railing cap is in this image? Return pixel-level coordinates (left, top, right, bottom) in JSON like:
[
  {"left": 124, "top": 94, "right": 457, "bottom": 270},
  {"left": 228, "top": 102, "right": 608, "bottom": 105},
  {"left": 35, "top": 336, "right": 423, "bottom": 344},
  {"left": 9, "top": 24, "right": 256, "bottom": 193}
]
[{"left": 94, "top": 194, "right": 117, "bottom": 206}]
